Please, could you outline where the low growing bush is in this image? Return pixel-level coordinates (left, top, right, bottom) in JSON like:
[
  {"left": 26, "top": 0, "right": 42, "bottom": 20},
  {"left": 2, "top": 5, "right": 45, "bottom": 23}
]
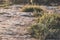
[
  {"left": 21, "top": 5, "right": 43, "bottom": 12},
  {"left": 28, "top": 13, "right": 60, "bottom": 40}
]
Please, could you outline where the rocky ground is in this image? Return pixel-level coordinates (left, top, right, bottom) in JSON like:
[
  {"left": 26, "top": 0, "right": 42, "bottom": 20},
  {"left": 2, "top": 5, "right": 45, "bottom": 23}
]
[
  {"left": 0, "top": 7, "right": 36, "bottom": 40},
  {"left": 0, "top": 5, "right": 60, "bottom": 40}
]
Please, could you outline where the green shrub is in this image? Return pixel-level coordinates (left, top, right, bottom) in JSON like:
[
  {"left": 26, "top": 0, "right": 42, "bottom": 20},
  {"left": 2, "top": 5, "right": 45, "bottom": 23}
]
[
  {"left": 28, "top": 13, "right": 60, "bottom": 40},
  {"left": 21, "top": 5, "right": 43, "bottom": 12}
]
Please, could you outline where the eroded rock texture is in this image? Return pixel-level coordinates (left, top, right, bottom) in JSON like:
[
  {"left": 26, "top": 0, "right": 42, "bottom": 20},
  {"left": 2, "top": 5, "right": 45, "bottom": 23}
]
[{"left": 0, "top": 8, "right": 35, "bottom": 40}]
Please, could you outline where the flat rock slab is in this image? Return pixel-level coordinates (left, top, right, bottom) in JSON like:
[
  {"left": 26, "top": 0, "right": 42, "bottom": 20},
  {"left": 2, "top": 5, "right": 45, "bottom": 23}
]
[{"left": 0, "top": 8, "right": 35, "bottom": 40}]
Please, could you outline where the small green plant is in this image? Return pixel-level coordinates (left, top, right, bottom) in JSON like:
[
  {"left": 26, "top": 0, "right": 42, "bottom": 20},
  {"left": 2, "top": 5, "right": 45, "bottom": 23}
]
[{"left": 28, "top": 13, "right": 60, "bottom": 40}]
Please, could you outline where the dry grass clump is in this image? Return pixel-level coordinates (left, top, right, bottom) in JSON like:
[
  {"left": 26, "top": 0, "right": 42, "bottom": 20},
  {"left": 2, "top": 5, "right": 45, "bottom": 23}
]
[
  {"left": 20, "top": 5, "right": 43, "bottom": 12},
  {"left": 28, "top": 13, "right": 60, "bottom": 40}
]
